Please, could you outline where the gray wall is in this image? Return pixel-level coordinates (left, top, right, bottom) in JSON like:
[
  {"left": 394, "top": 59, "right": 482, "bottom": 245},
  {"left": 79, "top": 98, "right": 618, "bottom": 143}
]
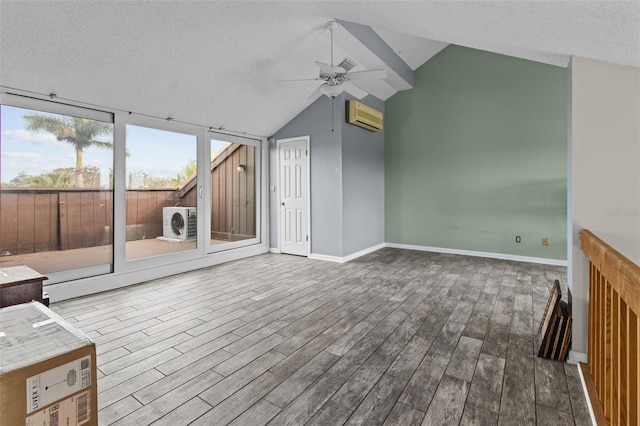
[
  {"left": 342, "top": 95, "right": 385, "bottom": 255},
  {"left": 270, "top": 93, "right": 385, "bottom": 258},
  {"left": 271, "top": 94, "right": 343, "bottom": 257}
]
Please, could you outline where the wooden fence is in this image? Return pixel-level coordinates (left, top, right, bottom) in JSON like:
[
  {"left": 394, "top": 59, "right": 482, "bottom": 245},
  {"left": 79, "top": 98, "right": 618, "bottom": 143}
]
[
  {"left": 180, "top": 144, "right": 256, "bottom": 241},
  {"left": 0, "top": 189, "right": 180, "bottom": 255},
  {"left": 0, "top": 144, "right": 257, "bottom": 254},
  {"left": 125, "top": 189, "right": 181, "bottom": 241},
  {"left": 581, "top": 229, "right": 640, "bottom": 425}
]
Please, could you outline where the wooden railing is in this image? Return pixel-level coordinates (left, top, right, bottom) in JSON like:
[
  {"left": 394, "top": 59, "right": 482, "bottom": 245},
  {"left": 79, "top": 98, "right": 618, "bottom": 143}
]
[{"left": 581, "top": 230, "right": 640, "bottom": 426}]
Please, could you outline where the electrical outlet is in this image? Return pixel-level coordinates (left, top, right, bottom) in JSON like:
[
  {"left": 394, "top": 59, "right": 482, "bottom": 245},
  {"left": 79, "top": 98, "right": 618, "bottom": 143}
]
[
  {"left": 515, "top": 236, "right": 521, "bottom": 243},
  {"left": 542, "top": 237, "right": 549, "bottom": 246}
]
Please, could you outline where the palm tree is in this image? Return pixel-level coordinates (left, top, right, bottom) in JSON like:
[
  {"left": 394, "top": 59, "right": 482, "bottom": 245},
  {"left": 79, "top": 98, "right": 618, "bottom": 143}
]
[{"left": 24, "top": 114, "right": 113, "bottom": 187}]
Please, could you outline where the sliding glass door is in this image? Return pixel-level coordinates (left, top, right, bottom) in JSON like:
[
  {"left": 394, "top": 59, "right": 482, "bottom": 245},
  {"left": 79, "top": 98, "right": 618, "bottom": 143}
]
[
  {"left": 0, "top": 100, "right": 114, "bottom": 282},
  {"left": 207, "top": 132, "right": 260, "bottom": 253},
  {"left": 124, "top": 124, "right": 199, "bottom": 261},
  {"left": 1, "top": 93, "right": 266, "bottom": 293}
]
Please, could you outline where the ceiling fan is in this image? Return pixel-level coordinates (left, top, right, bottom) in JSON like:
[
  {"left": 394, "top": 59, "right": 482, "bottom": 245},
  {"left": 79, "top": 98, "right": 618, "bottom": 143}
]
[{"left": 281, "top": 21, "right": 387, "bottom": 99}]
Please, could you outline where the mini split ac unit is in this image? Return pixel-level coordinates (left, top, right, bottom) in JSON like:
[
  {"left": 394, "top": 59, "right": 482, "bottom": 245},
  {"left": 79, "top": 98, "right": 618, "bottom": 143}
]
[
  {"left": 347, "top": 100, "right": 383, "bottom": 132},
  {"left": 162, "top": 207, "right": 196, "bottom": 240}
]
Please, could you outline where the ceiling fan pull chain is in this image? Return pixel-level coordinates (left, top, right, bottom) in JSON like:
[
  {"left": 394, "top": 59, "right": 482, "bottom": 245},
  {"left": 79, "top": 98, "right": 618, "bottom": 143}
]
[{"left": 331, "top": 97, "right": 335, "bottom": 132}]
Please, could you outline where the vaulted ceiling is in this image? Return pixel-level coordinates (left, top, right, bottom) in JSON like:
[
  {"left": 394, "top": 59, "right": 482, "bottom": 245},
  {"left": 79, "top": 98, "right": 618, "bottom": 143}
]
[{"left": 1, "top": 1, "right": 638, "bottom": 137}]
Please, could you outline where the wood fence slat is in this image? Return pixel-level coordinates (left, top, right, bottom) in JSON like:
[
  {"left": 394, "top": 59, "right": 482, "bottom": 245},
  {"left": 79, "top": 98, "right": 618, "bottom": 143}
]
[
  {"left": 51, "top": 193, "right": 60, "bottom": 250},
  {"left": 232, "top": 147, "right": 240, "bottom": 236},
  {"left": 80, "top": 191, "right": 94, "bottom": 248},
  {"left": 156, "top": 191, "right": 165, "bottom": 239},
  {"left": 212, "top": 167, "right": 219, "bottom": 236},
  {"left": 92, "top": 192, "right": 104, "bottom": 246},
  {"left": 220, "top": 161, "right": 233, "bottom": 232},
  {"left": 59, "top": 192, "right": 68, "bottom": 250},
  {"left": 33, "top": 193, "right": 50, "bottom": 252},
  {"left": 247, "top": 145, "right": 256, "bottom": 237},
  {"left": 17, "top": 192, "right": 36, "bottom": 254},
  {"left": 105, "top": 191, "right": 112, "bottom": 244},
  {"left": 152, "top": 191, "right": 161, "bottom": 236},
  {"left": 126, "top": 191, "right": 138, "bottom": 241},
  {"left": 146, "top": 190, "right": 156, "bottom": 238},
  {"left": 0, "top": 193, "right": 19, "bottom": 254},
  {"left": 139, "top": 191, "right": 148, "bottom": 240},
  {"left": 67, "top": 192, "right": 83, "bottom": 249},
  {"left": 239, "top": 145, "right": 247, "bottom": 236}
]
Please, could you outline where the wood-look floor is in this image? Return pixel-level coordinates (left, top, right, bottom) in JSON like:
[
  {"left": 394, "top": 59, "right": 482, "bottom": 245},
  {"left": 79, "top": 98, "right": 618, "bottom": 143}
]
[{"left": 51, "top": 248, "right": 592, "bottom": 426}]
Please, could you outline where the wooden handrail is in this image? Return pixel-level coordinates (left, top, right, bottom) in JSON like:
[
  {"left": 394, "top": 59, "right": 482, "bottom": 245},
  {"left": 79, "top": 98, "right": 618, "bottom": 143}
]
[
  {"left": 580, "top": 229, "right": 640, "bottom": 426},
  {"left": 581, "top": 230, "right": 640, "bottom": 315}
]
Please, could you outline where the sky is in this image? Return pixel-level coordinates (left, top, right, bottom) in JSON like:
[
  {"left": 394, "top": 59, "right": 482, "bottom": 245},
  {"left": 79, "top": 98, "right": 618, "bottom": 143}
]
[{"left": 0, "top": 105, "right": 228, "bottom": 187}]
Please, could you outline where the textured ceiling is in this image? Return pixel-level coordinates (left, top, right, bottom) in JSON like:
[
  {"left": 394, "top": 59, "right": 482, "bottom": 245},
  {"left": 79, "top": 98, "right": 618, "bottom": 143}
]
[{"left": 1, "top": 1, "right": 638, "bottom": 137}]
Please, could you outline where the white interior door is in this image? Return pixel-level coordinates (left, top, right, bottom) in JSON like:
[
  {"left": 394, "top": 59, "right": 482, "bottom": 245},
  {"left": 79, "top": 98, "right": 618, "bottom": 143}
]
[{"left": 278, "top": 137, "right": 309, "bottom": 256}]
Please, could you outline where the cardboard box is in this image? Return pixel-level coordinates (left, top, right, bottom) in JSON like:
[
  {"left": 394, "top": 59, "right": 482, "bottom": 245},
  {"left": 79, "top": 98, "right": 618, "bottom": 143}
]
[{"left": 0, "top": 302, "right": 97, "bottom": 426}]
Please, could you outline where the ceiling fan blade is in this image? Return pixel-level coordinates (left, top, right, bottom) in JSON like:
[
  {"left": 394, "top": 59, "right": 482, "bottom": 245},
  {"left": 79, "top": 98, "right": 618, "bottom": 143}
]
[
  {"left": 315, "top": 61, "right": 344, "bottom": 77},
  {"left": 343, "top": 82, "right": 369, "bottom": 99},
  {"left": 345, "top": 69, "right": 387, "bottom": 81},
  {"left": 278, "top": 78, "right": 323, "bottom": 83},
  {"left": 307, "top": 84, "right": 325, "bottom": 100}
]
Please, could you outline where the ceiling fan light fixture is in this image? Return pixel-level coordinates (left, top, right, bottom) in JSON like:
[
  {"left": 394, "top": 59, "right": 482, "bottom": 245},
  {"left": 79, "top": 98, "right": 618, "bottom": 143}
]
[
  {"left": 326, "top": 21, "right": 339, "bottom": 31},
  {"left": 320, "top": 84, "right": 344, "bottom": 98}
]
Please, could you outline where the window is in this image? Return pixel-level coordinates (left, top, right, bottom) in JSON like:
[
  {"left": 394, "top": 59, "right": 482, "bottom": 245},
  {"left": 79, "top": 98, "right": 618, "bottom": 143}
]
[
  {"left": 0, "top": 103, "right": 114, "bottom": 279},
  {"left": 208, "top": 134, "right": 260, "bottom": 252},
  {"left": 125, "top": 124, "right": 198, "bottom": 261},
  {"left": 209, "top": 138, "right": 257, "bottom": 249},
  {"left": 0, "top": 93, "right": 267, "bottom": 296}
]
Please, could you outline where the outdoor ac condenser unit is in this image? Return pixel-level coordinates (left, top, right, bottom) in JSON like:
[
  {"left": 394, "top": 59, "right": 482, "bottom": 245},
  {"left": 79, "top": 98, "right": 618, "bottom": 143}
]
[
  {"left": 162, "top": 207, "right": 196, "bottom": 240},
  {"left": 347, "top": 100, "right": 383, "bottom": 132}
]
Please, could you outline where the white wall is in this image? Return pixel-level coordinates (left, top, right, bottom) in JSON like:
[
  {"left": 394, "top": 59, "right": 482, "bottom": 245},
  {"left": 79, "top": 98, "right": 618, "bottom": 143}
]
[{"left": 570, "top": 57, "right": 640, "bottom": 356}]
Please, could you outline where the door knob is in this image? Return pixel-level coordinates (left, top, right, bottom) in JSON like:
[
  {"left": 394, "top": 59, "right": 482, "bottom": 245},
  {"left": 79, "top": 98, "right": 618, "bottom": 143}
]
[{"left": 281, "top": 202, "right": 285, "bottom": 206}]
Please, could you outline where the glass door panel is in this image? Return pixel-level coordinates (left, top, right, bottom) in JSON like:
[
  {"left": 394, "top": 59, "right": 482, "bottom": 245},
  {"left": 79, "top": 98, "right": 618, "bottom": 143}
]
[
  {"left": 209, "top": 137, "right": 258, "bottom": 251},
  {"left": 0, "top": 104, "right": 114, "bottom": 277},
  {"left": 125, "top": 125, "right": 198, "bottom": 261}
]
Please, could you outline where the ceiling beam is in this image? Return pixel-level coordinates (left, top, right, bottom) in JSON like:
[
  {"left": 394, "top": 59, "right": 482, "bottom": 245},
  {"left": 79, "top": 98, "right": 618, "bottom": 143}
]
[{"left": 336, "top": 18, "right": 414, "bottom": 89}]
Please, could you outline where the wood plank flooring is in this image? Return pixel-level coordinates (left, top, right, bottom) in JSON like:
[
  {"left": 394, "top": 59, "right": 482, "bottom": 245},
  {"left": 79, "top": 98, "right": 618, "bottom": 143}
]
[{"left": 50, "top": 248, "right": 592, "bottom": 425}]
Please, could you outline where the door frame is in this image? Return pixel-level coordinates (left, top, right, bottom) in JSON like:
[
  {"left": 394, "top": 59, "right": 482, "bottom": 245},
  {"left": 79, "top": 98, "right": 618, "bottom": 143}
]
[{"left": 276, "top": 136, "right": 311, "bottom": 256}]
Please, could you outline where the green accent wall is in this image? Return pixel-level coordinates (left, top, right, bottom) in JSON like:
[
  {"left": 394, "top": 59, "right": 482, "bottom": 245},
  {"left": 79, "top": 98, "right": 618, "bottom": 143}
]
[{"left": 385, "top": 45, "right": 568, "bottom": 260}]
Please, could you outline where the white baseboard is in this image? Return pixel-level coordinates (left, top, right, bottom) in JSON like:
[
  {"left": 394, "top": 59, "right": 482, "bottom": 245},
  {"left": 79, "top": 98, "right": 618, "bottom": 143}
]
[
  {"left": 384, "top": 243, "right": 568, "bottom": 266},
  {"left": 269, "top": 248, "right": 281, "bottom": 254},
  {"left": 343, "top": 243, "right": 385, "bottom": 262},
  {"left": 309, "top": 243, "right": 385, "bottom": 264},
  {"left": 308, "top": 253, "right": 344, "bottom": 263},
  {"left": 577, "top": 360, "right": 598, "bottom": 426},
  {"left": 567, "top": 350, "right": 588, "bottom": 364}
]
